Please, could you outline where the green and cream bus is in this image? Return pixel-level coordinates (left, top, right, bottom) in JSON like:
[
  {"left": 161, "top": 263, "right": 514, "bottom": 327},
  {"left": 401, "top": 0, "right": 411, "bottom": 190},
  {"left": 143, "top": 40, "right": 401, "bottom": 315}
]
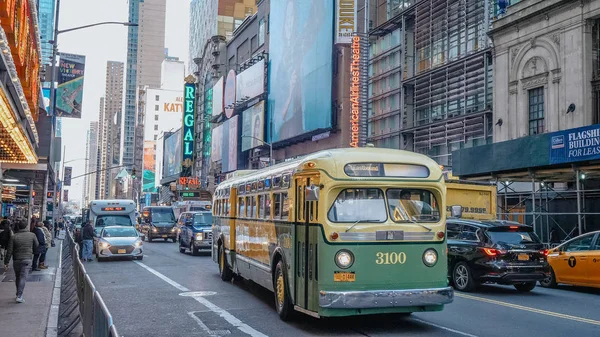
[{"left": 212, "top": 148, "right": 453, "bottom": 320}]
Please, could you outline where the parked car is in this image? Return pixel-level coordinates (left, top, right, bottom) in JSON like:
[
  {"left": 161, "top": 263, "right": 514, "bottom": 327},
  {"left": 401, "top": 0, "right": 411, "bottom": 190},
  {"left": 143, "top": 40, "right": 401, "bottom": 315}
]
[
  {"left": 177, "top": 211, "right": 213, "bottom": 256},
  {"left": 447, "top": 219, "right": 550, "bottom": 292},
  {"left": 540, "top": 230, "right": 600, "bottom": 288},
  {"left": 96, "top": 226, "right": 143, "bottom": 261},
  {"left": 140, "top": 206, "right": 178, "bottom": 242}
]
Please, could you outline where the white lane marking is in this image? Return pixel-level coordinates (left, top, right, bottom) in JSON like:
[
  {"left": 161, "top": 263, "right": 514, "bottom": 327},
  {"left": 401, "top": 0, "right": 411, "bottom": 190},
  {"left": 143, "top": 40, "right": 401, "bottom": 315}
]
[
  {"left": 134, "top": 261, "right": 268, "bottom": 337},
  {"left": 180, "top": 291, "right": 218, "bottom": 297},
  {"left": 188, "top": 311, "right": 231, "bottom": 336},
  {"left": 411, "top": 317, "right": 479, "bottom": 337}
]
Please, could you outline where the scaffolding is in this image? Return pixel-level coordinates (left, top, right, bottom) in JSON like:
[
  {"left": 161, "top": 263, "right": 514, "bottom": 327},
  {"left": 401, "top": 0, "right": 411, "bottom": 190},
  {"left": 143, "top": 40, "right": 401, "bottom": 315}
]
[{"left": 490, "top": 165, "right": 600, "bottom": 246}]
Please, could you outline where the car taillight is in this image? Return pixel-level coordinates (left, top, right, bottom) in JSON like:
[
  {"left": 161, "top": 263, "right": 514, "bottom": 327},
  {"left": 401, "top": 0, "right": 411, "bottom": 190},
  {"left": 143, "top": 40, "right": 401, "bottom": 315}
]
[
  {"left": 482, "top": 248, "right": 498, "bottom": 256},
  {"left": 540, "top": 249, "right": 549, "bottom": 256}
]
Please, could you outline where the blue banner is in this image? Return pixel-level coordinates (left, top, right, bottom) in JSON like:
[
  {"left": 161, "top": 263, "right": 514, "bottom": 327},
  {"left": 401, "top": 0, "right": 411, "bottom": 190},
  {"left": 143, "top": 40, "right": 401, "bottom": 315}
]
[{"left": 549, "top": 124, "right": 600, "bottom": 164}]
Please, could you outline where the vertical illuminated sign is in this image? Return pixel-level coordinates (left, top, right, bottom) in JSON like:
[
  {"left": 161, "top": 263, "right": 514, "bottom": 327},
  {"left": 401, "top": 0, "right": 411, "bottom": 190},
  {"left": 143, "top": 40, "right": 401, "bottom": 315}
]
[
  {"left": 181, "top": 75, "right": 197, "bottom": 177},
  {"left": 350, "top": 35, "right": 360, "bottom": 147}
]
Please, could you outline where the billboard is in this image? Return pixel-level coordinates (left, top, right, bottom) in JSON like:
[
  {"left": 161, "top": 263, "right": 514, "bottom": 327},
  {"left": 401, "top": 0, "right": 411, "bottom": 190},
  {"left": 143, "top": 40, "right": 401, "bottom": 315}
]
[
  {"left": 335, "top": 0, "right": 357, "bottom": 44},
  {"left": 241, "top": 101, "right": 265, "bottom": 151},
  {"left": 181, "top": 81, "right": 197, "bottom": 177},
  {"left": 268, "top": 0, "right": 333, "bottom": 142},
  {"left": 236, "top": 60, "right": 265, "bottom": 100},
  {"left": 42, "top": 88, "right": 51, "bottom": 114},
  {"left": 143, "top": 141, "right": 156, "bottom": 192},
  {"left": 143, "top": 88, "right": 183, "bottom": 141},
  {"left": 224, "top": 69, "right": 236, "bottom": 118},
  {"left": 63, "top": 167, "right": 72, "bottom": 186},
  {"left": 56, "top": 53, "right": 86, "bottom": 118},
  {"left": 211, "top": 116, "right": 238, "bottom": 173},
  {"left": 212, "top": 77, "right": 224, "bottom": 117},
  {"left": 549, "top": 124, "right": 600, "bottom": 164},
  {"left": 163, "top": 129, "right": 182, "bottom": 178}
]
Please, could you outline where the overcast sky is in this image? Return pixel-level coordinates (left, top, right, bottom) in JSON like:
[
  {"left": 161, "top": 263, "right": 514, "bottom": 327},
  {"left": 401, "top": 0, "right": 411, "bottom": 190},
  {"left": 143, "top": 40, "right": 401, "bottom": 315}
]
[{"left": 57, "top": 0, "right": 190, "bottom": 205}]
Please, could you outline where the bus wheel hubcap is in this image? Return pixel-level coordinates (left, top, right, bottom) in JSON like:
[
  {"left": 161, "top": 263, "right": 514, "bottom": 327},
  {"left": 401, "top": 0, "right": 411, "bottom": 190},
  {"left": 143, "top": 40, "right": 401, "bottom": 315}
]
[
  {"left": 276, "top": 273, "right": 285, "bottom": 307},
  {"left": 455, "top": 265, "right": 468, "bottom": 288}
]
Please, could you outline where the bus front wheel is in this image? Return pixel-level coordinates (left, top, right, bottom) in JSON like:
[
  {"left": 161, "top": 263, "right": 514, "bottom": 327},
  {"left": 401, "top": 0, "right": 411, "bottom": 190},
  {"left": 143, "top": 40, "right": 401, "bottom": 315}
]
[
  {"left": 274, "top": 260, "right": 293, "bottom": 321},
  {"left": 218, "top": 245, "right": 233, "bottom": 282}
]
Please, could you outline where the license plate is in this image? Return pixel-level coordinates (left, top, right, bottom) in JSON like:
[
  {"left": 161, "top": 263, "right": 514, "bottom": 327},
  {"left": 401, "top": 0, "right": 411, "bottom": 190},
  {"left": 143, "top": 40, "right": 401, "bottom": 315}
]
[
  {"left": 518, "top": 253, "right": 529, "bottom": 261},
  {"left": 333, "top": 271, "right": 355, "bottom": 282},
  {"left": 117, "top": 249, "right": 126, "bottom": 254},
  {"left": 162, "top": 235, "right": 168, "bottom": 238}
]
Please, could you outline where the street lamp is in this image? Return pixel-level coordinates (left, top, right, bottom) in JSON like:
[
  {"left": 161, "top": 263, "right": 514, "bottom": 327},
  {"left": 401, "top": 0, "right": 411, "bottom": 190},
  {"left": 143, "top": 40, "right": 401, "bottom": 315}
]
[{"left": 241, "top": 135, "right": 274, "bottom": 166}]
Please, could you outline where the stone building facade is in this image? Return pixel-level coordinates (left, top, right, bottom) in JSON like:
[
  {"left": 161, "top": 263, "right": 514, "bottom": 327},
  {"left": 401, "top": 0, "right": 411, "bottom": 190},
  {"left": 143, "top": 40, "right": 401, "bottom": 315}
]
[{"left": 490, "top": 0, "right": 600, "bottom": 142}]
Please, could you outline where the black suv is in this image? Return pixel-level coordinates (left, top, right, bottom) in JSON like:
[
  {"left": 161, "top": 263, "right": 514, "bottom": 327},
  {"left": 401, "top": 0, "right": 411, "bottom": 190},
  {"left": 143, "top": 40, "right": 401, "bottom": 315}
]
[
  {"left": 140, "top": 206, "right": 177, "bottom": 242},
  {"left": 447, "top": 219, "right": 550, "bottom": 292}
]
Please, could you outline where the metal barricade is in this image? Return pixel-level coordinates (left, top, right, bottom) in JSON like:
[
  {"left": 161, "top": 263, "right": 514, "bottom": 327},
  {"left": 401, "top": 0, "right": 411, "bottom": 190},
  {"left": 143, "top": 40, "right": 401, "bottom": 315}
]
[{"left": 62, "top": 230, "right": 120, "bottom": 337}]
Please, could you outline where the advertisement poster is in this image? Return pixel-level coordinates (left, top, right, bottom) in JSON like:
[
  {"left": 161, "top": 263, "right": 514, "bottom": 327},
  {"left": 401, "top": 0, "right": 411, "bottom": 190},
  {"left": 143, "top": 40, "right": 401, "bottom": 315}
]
[
  {"left": 335, "top": 0, "right": 357, "bottom": 44},
  {"left": 63, "top": 167, "right": 72, "bottom": 186},
  {"left": 224, "top": 69, "right": 236, "bottom": 118},
  {"left": 223, "top": 116, "right": 238, "bottom": 172},
  {"left": 56, "top": 53, "right": 86, "bottom": 119},
  {"left": 42, "top": 88, "right": 51, "bottom": 114},
  {"left": 212, "top": 77, "right": 224, "bottom": 117},
  {"left": 241, "top": 101, "right": 265, "bottom": 151},
  {"left": 143, "top": 141, "right": 156, "bottom": 192},
  {"left": 236, "top": 60, "right": 265, "bottom": 100},
  {"left": 268, "top": 0, "right": 333, "bottom": 142},
  {"left": 163, "top": 129, "right": 182, "bottom": 178},
  {"left": 549, "top": 124, "right": 600, "bottom": 164},
  {"left": 211, "top": 125, "right": 223, "bottom": 162}
]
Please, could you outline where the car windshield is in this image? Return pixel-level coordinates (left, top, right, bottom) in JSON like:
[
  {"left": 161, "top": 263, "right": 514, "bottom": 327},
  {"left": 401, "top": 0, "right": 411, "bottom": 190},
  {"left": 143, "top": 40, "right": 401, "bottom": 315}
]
[
  {"left": 386, "top": 189, "right": 440, "bottom": 222},
  {"left": 328, "top": 188, "right": 387, "bottom": 222},
  {"left": 487, "top": 230, "right": 542, "bottom": 245},
  {"left": 103, "top": 227, "right": 138, "bottom": 238},
  {"left": 151, "top": 208, "right": 175, "bottom": 222},
  {"left": 194, "top": 213, "right": 213, "bottom": 226},
  {"left": 96, "top": 215, "right": 132, "bottom": 227}
]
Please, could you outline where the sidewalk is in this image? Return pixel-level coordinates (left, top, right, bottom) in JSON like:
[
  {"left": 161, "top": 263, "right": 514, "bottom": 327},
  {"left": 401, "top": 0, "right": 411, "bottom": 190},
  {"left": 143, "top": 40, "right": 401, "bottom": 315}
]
[{"left": 0, "top": 231, "right": 64, "bottom": 337}]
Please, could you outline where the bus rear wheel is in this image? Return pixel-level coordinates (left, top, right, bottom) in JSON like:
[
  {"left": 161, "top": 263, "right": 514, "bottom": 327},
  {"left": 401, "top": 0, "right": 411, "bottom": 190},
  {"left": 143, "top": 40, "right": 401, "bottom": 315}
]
[
  {"left": 274, "top": 260, "right": 293, "bottom": 321},
  {"left": 218, "top": 245, "right": 233, "bottom": 282}
]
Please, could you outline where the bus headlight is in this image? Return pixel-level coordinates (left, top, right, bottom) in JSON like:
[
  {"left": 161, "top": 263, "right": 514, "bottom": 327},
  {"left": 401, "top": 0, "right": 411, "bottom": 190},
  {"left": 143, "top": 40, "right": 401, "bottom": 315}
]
[
  {"left": 195, "top": 233, "right": 203, "bottom": 241},
  {"left": 335, "top": 250, "right": 354, "bottom": 269},
  {"left": 423, "top": 249, "right": 438, "bottom": 267}
]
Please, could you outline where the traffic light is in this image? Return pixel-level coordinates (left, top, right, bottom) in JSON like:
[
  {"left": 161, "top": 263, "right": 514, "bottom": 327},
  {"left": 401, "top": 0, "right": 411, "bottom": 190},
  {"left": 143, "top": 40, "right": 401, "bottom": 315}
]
[{"left": 131, "top": 167, "right": 136, "bottom": 179}]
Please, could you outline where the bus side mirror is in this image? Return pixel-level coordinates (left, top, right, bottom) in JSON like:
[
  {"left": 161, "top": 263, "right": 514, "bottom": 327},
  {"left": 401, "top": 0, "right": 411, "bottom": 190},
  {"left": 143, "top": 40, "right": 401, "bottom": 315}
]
[
  {"left": 450, "top": 205, "right": 463, "bottom": 218},
  {"left": 305, "top": 185, "right": 320, "bottom": 201}
]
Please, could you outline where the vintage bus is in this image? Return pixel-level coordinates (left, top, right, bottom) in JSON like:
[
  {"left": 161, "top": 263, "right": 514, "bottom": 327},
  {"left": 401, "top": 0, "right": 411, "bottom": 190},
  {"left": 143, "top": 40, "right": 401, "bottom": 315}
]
[{"left": 212, "top": 148, "right": 453, "bottom": 320}]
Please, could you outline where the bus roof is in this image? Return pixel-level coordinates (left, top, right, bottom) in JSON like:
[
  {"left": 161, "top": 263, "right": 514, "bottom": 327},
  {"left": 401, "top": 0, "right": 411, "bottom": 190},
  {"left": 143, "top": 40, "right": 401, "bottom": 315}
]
[{"left": 216, "top": 147, "right": 443, "bottom": 191}]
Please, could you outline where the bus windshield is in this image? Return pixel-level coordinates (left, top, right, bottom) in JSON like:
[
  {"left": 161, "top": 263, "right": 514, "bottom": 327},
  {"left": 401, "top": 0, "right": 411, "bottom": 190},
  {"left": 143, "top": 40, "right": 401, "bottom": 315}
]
[
  {"left": 95, "top": 215, "right": 132, "bottom": 227},
  {"left": 328, "top": 188, "right": 387, "bottom": 222},
  {"left": 387, "top": 189, "right": 440, "bottom": 222}
]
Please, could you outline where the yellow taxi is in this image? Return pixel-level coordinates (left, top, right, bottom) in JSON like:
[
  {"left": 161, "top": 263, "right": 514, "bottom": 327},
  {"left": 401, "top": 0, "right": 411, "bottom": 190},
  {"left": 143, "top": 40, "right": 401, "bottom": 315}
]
[{"left": 540, "top": 230, "right": 600, "bottom": 288}]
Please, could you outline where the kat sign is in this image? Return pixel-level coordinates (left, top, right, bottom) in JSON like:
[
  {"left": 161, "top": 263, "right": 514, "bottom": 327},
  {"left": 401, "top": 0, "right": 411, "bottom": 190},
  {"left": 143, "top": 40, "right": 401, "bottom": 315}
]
[{"left": 181, "top": 77, "right": 197, "bottom": 177}]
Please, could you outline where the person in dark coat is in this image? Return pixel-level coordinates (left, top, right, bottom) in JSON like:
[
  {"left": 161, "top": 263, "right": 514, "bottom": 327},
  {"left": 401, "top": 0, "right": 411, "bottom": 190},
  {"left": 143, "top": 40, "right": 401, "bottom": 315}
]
[
  {"left": 81, "top": 221, "right": 95, "bottom": 262},
  {"left": 32, "top": 222, "right": 47, "bottom": 271},
  {"left": 4, "top": 219, "right": 39, "bottom": 303}
]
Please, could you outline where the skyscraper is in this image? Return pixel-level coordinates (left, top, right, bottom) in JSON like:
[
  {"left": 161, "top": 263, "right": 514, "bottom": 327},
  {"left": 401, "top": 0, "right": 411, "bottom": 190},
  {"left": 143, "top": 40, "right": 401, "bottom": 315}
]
[
  {"left": 124, "top": 0, "right": 166, "bottom": 172},
  {"left": 83, "top": 121, "right": 99, "bottom": 204},
  {"left": 36, "top": 0, "right": 55, "bottom": 65},
  {"left": 96, "top": 97, "right": 106, "bottom": 199},
  {"left": 103, "top": 61, "right": 125, "bottom": 198}
]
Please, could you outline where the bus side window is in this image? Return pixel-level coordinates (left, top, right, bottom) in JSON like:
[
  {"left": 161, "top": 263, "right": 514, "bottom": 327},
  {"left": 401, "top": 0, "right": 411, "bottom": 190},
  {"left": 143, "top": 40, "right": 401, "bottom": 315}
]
[
  {"left": 225, "top": 201, "right": 230, "bottom": 216},
  {"left": 258, "top": 195, "right": 264, "bottom": 219},
  {"left": 282, "top": 193, "right": 289, "bottom": 219},
  {"left": 265, "top": 194, "right": 271, "bottom": 219},
  {"left": 238, "top": 197, "right": 245, "bottom": 218},
  {"left": 250, "top": 196, "right": 256, "bottom": 218},
  {"left": 274, "top": 194, "right": 282, "bottom": 219}
]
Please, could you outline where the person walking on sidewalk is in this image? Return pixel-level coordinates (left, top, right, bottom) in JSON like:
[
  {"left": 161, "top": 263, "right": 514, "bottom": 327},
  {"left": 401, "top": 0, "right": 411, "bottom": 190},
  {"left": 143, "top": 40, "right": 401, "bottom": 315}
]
[
  {"left": 39, "top": 222, "right": 52, "bottom": 269},
  {"left": 32, "top": 222, "right": 47, "bottom": 271},
  {"left": 81, "top": 220, "right": 94, "bottom": 262},
  {"left": 4, "top": 219, "right": 39, "bottom": 303},
  {"left": 0, "top": 219, "right": 13, "bottom": 261}
]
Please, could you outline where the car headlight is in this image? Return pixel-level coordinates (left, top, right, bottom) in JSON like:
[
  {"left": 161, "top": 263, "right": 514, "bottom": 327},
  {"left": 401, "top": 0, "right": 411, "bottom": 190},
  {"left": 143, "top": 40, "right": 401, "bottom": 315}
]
[
  {"left": 195, "top": 233, "right": 203, "bottom": 240},
  {"left": 423, "top": 249, "right": 438, "bottom": 267},
  {"left": 152, "top": 227, "right": 158, "bottom": 233},
  {"left": 335, "top": 250, "right": 354, "bottom": 269},
  {"left": 171, "top": 227, "right": 176, "bottom": 232},
  {"left": 134, "top": 240, "right": 142, "bottom": 247},
  {"left": 99, "top": 241, "right": 110, "bottom": 249}
]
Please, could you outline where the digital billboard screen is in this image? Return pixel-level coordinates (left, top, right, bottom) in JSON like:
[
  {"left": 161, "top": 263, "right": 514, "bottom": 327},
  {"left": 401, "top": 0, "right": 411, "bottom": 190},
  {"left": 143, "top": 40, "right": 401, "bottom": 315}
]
[
  {"left": 163, "top": 129, "right": 182, "bottom": 179},
  {"left": 268, "top": 0, "right": 333, "bottom": 142},
  {"left": 241, "top": 101, "right": 265, "bottom": 151}
]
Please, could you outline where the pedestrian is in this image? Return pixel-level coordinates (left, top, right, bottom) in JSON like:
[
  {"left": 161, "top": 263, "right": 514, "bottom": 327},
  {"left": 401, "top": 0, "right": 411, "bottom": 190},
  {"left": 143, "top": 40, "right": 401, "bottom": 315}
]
[
  {"left": 81, "top": 220, "right": 95, "bottom": 262},
  {"left": 0, "top": 219, "right": 13, "bottom": 261},
  {"left": 550, "top": 226, "right": 560, "bottom": 244},
  {"left": 39, "top": 222, "right": 52, "bottom": 269},
  {"left": 32, "top": 222, "right": 47, "bottom": 271},
  {"left": 4, "top": 219, "right": 39, "bottom": 303},
  {"left": 54, "top": 219, "right": 60, "bottom": 237},
  {"left": 29, "top": 216, "right": 37, "bottom": 232}
]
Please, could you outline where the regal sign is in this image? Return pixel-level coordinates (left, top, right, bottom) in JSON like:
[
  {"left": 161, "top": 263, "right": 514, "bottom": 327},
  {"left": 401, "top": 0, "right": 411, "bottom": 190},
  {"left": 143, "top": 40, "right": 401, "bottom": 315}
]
[{"left": 181, "top": 75, "right": 197, "bottom": 177}]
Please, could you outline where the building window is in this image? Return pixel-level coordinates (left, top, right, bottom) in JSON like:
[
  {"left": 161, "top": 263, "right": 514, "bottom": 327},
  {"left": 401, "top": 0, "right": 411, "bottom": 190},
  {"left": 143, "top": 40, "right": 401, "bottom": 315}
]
[
  {"left": 154, "top": 115, "right": 159, "bottom": 121},
  {"left": 155, "top": 95, "right": 159, "bottom": 101},
  {"left": 528, "top": 87, "right": 545, "bottom": 135},
  {"left": 155, "top": 105, "right": 159, "bottom": 111},
  {"left": 154, "top": 125, "right": 159, "bottom": 131},
  {"left": 258, "top": 18, "right": 265, "bottom": 46}
]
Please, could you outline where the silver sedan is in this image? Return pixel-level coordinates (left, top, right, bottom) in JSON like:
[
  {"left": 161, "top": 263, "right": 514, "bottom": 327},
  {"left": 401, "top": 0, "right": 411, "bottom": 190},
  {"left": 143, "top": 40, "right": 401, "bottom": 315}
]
[{"left": 96, "top": 226, "right": 144, "bottom": 261}]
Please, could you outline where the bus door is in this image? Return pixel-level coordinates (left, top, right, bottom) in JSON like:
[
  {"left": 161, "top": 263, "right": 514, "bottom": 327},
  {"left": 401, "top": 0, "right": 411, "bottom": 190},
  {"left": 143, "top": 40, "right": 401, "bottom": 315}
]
[{"left": 294, "top": 175, "right": 320, "bottom": 312}]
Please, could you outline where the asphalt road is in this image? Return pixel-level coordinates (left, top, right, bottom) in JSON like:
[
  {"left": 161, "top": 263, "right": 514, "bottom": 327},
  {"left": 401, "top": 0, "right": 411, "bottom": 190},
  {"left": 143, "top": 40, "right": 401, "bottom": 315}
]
[{"left": 84, "top": 241, "right": 600, "bottom": 337}]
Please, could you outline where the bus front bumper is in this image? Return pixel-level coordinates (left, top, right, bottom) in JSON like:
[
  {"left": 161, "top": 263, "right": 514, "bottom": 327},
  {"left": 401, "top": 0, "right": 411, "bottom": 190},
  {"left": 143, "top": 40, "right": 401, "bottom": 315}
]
[{"left": 319, "top": 287, "right": 454, "bottom": 309}]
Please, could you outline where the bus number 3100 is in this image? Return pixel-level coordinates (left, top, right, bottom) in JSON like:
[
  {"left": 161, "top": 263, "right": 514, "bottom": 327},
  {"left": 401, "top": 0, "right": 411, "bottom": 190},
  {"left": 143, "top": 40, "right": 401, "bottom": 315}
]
[{"left": 376, "top": 252, "right": 407, "bottom": 265}]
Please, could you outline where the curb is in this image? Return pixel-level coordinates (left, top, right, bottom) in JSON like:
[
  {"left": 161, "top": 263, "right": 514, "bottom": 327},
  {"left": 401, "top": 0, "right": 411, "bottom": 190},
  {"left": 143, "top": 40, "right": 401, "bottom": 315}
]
[{"left": 46, "top": 237, "right": 63, "bottom": 337}]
